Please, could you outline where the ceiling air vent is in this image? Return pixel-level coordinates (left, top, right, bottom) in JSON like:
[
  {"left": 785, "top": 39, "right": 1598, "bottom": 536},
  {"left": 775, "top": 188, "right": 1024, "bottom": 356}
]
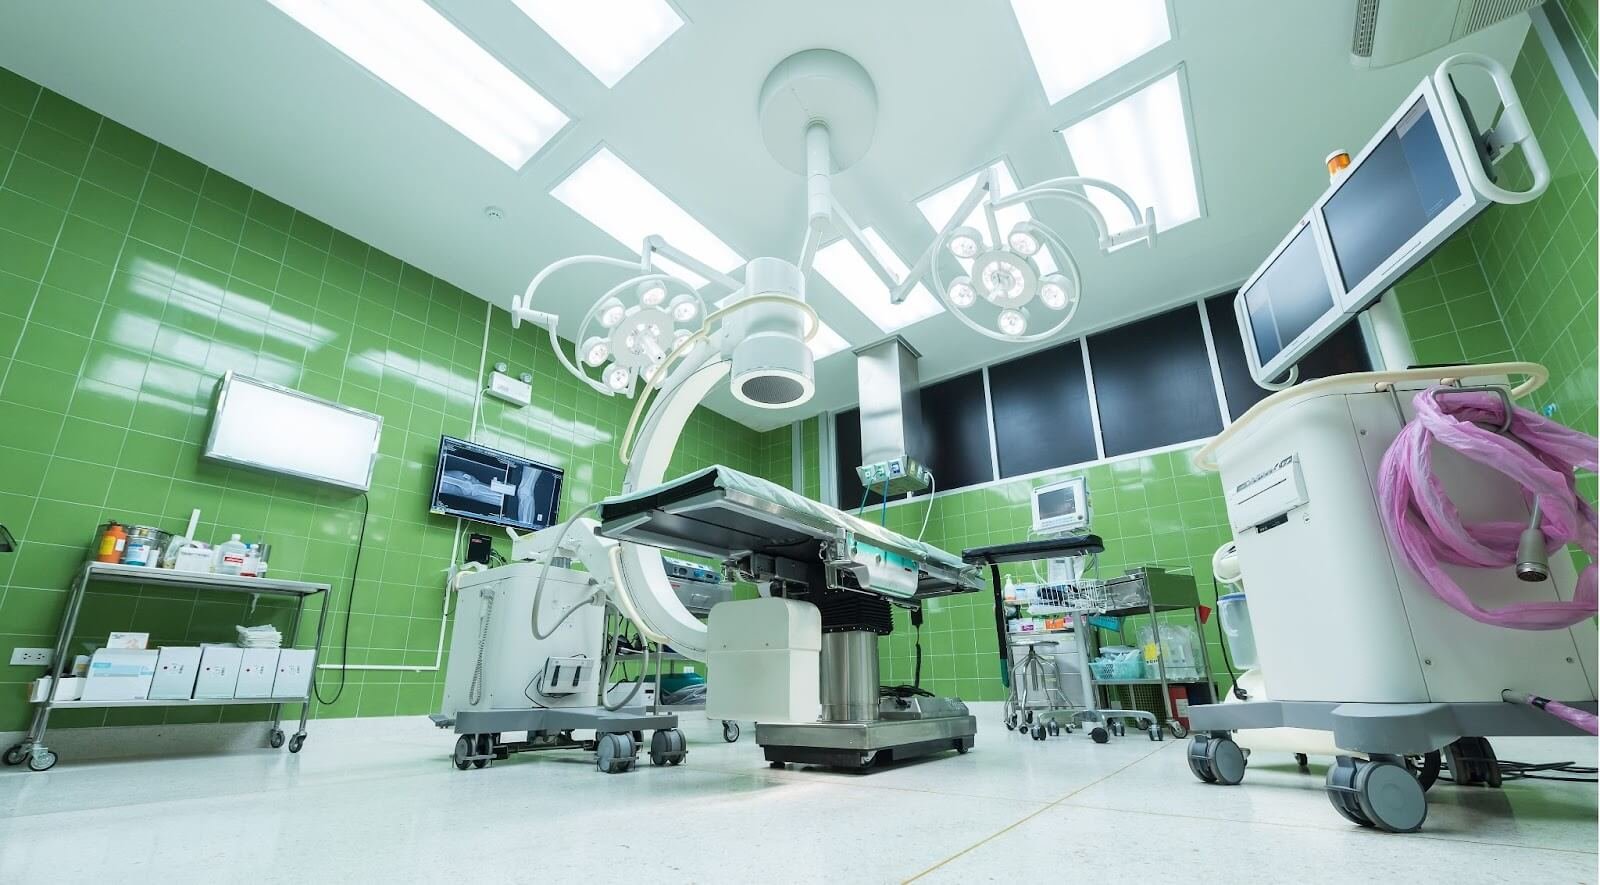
[{"left": 1349, "top": 0, "right": 1543, "bottom": 68}]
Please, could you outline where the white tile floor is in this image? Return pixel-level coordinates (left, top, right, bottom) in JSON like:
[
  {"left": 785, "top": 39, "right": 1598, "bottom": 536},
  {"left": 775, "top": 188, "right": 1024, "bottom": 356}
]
[{"left": 1, "top": 703, "right": 1594, "bottom": 884}]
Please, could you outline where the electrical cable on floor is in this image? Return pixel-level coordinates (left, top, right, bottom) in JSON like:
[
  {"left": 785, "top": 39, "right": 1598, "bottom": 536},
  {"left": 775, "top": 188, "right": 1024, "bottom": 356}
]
[
  {"left": 313, "top": 491, "right": 369, "bottom": 707},
  {"left": 1439, "top": 758, "right": 1598, "bottom": 784}
]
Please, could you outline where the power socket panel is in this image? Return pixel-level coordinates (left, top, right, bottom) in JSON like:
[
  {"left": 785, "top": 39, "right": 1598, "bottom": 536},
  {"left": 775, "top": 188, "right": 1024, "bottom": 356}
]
[{"left": 10, "top": 648, "right": 53, "bottom": 667}]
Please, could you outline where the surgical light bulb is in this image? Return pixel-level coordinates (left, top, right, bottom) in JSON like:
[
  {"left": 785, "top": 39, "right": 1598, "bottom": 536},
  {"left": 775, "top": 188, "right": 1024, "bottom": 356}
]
[
  {"left": 672, "top": 329, "right": 691, "bottom": 346},
  {"left": 998, "top": 308, "right": 1028, "bottom": 337},
  {"left": 669, "top": 293, "right": 699, "bottom": 323},
  {"left": 1007, "top": 228, "right": 1040, "bottom": 257},
  {"left": 598, "top": 297, "right": 626, "bottom": 328},
  {"left": 1038, "top": 274, "right": 1073, "bottom": 310},
  {"left": 948, "top": 226, "right": 982, "bottom": 260},
  {"left": 981, "top": 260, "right": 1024, "bottom": 302},
  {"left": 948, "top": 276, "right": 976, "bottom": 308},
  {"left": 581, "top": 336, "right": 609, "bottom": 367},
  {"left": 604, "top": 365, "right": 631, "bottom": 391},
  {"left": 638, "top": 281, "right": 667, "bottom": 307}
]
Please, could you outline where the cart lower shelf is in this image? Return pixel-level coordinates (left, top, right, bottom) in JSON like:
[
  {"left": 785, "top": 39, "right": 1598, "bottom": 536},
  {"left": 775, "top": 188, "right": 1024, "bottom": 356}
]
[{"left": 44, "top": 696, "right": 309, "bottom": 709}]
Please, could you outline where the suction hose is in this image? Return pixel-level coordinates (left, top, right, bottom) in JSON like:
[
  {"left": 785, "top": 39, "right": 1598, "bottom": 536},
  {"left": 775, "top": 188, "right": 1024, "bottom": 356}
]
[{"left": 1503, "top": 689, "right": 1598, "bottom": 736}]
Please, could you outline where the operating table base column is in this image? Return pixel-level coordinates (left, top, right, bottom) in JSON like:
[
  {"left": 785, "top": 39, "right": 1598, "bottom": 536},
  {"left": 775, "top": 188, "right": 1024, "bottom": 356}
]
[{"left": 756, "top": 628, "right": 976, "bottom": 770}]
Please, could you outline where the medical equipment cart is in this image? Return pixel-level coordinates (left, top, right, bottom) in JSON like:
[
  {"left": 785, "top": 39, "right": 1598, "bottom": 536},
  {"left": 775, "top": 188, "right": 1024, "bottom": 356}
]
[
  {"left": 6, "top": 561, "right": 329, "bottom": 772},
  {"left": 967, "top": 538, "right": 1209, "bottom": 742}
]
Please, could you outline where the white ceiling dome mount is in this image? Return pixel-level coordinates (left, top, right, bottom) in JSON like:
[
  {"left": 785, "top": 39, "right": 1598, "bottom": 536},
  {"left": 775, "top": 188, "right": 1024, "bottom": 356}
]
[{"left": 758, "top": 49, "right": 878, "bottom": 175}]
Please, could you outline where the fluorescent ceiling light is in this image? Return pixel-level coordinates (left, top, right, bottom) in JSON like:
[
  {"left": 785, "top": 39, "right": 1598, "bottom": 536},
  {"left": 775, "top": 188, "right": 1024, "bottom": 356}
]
[
  {"left": 809, "top": 320, "right": 850, "bottom": 359},
  {"left": 266, "top": 0, "right": 567, "bottom": 169},
  {"left": 1010, "top": 0, "right": 1172, "bottom": 104},
  {"left": 551, "top": 148, "right": 743, "bottom": 287},
  {"left": 1062, "top": 71, "right": 1201, "bottom": 233},
  {"left": 813, "top": 228, "right": 943, "bottom": 332},
  {"left": 512, "top": 0, "right": 683, "bottom": 88},
  {"left": 917, "top": 162, "right": 1056, "bottom": 274}
]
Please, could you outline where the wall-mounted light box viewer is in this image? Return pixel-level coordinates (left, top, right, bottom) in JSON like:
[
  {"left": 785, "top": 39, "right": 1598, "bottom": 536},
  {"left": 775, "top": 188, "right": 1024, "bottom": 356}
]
[{"left": 203, "top": 372, "right": 384, "bottom": 492}]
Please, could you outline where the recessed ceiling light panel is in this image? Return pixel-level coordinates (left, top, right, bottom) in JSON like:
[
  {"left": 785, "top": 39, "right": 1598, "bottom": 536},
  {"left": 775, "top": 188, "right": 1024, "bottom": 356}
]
[
  {"left": 512, "top": 0, "right": 684, "bottom": 88},
  {"left": 1010, "top": 0, "right": 1172, "bottom": 104},
  {"left": 1061, "top": 70, "right": 1202, "bottom": 233},
  {"left": 266, "top": 0, "right": 568, "bottom": 169},
  {"left": 813, "top": 228, "right": 944, "bottom": 333}
]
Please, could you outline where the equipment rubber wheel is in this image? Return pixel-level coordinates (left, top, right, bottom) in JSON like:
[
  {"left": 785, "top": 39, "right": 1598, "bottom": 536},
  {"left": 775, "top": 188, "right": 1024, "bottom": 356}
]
[
  {"left": 596, "top": 732, "right": 636, "bottom": 774},
  {"left": 268, "top": 728, "right": 286, "bottom": 749},
  {"left": 1353, "top": 759, "right": 1428, "bottom": 833},
  {"left": 473, "top": 734, "right": 491, "bottom": 768},
  {"left": 1030, "top": 723, "right": 1046, "bottom": 740},
  {"left": 722, "top": 721, "right": 740, "bottom": 743},
  {"left": 650, "top": 728, "right": 687, "bottom": 766},
  {"left": 1167, "top": 720, "right": 1188, "bottom": 739},
  {"left": 1023, "top": 709, "right": 1035, "bottom": 727},
  {"left": 3, "top": 743, "right": 26, "bottom": 766},
  {"left": 1110, "top": 721, "right": 1126, "bottom": 738},
  {"left": 1295, "top": 752, "right": 1310, "bottom": 771},
  {"left": 26, "top": 749, "right": 57, "bottom": 772},
  {"left": 1325, "top": 757, "right": 1373, "bottom": 827},
  {"left": 1090, "top": 727, "right": 1109, "bottom": 744},
  {"left": 1187, "top": 736, "right": 1217, "bottom": 783},
  {"left": 1194, "top": 736, "right": 1246, "bottom": 785},
  {"left": 1005, "top": 711, "right": 1019, "bottom": 732},
  {"left": 287, "top": 734, "right": 305, "bottom": 754},
  {"left": 453, "top": 735, "right": 474, "bottom": 770},
  {"left": 1408, "top": 751, "right": 1442, "bottom": 792},
  {"left": 1046, "top": 719, "right": 1061, "bottom": 736},
  {"left": 1148, "top": 725, "right": 1163, "bottom": 742}
]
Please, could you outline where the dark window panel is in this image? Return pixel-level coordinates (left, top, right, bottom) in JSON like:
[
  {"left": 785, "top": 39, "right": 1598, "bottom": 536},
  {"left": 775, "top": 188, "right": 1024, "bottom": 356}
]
[
  {"left": 1087, "top": 304, "right": 1223, "bottom": 456},
  {"left": 989, "top": 340, "right": 1098, "bottom": 478},
  {"left": 917, "top": 371, "right": 995, "bottom": 492}
]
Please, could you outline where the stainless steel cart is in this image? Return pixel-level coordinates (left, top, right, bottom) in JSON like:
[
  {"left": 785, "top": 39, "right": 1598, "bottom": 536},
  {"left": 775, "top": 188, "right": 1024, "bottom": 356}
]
[{"left": 3, "top": 561, "right": 329, "bottom": 772}]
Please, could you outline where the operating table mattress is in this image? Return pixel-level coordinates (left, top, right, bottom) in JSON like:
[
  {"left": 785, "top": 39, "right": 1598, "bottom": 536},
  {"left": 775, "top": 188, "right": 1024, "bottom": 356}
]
[{"left": 597, "top": 465, "right": 980, "bottom": 599}]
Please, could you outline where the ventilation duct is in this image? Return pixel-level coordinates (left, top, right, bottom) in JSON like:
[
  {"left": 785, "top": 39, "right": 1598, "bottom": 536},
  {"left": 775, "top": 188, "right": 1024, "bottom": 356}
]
[
  {"left": 1350, "top": 0, "right": 1544, "bottom": 68},
  {"left": 853, "top": 336, "right": 930, "bottom": 495}
]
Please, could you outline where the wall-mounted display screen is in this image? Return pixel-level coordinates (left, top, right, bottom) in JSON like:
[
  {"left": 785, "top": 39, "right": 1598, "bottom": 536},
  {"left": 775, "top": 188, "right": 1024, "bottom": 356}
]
[
  {"left": 430, "top": 437, "right": 563, "bottom": 532},
  {"left": 204, "top": 372, "right": 382, "bottom": 491},
  {"left": 1240, "top": 221, "right": 1338, "bottom": 370}
]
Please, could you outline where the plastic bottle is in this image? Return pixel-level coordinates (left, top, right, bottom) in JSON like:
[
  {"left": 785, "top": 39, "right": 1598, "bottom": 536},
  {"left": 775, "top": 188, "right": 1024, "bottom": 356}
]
[
  {"left": 96, "top": 523, "right": 127, "bottom": 563},
  {"left": 215, "top": 534, "right": 248, "bottom": 576},
  {"left": 239, "top": 543, "right": 260, "bottom": 578}
]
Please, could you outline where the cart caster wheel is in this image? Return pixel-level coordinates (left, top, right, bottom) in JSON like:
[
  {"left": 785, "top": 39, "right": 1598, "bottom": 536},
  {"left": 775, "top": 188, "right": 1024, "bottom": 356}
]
[
  {"left": 1148, "top": 725, "right": 1163, "bottom": 742},
  {"left": 1046, "top": 720, "right": 1061, "bottom": 736},
  {"left": 1062, "top": 724, "right": 1074, "bottom": 734},
  {"left": 287, "top": 734, "right": 306, "bottom": 755},
  {"left": 770, "top": 761, "right": 787, "bottom": 769},
  {"left": 1189, "top": 736, "right": 1246, "bottom": 785},
  {"left": 268, "top": 728, "right": 286, "bottom": 749},
  {"left": 3, "top": 743, "right": 26, "bottom": 766},
  {"left": 956, "top": 742, "right": 970, "bottom": 754},
  {"left": 1110, "top": 721, "right": 1126, "bottom": 738},
  {"left": 1090, "top": 727, "right": 1109, "bottom": 744},
  {"left": 26, "top": 749, "right": 57, "bottom": 772},
  {"left": 1326, "top": 756, "right": 1426, "bottom": 833},
  {"left": 1030, "top": 723, "right": 1046, "bottom": 740},
  {"left": 453, "top": 735, "right": 474, "bottom": 771},
  {"left": 650, "top": 728, "right": 687, "bottom": 766},
  {"left": 1022, "top": 709, "right": 1035, "bottom": 727},
  {"left": 1408, "top": 750, "right": 1442, "bottom": 792},
  {"left": 472, "top": 734, "right": 492, "bottom": 768},
  {"left": 1167, "top": 721, "right": 1188, "bottom": 739},
  {"left": 1445, "top": 737, "right": 1500, "bottom": 788},
  {"left": 722, "top": 721, "right": 740, "bottom": 743},
  {"left": 596, "top": 733, "right": 636, "bottom": 774},
  {"left": 1295, "top": 752, "right": 1310, "bottom": 771},
  {"left": 1005, "top": 711, "right": 1019, "bottom": 731}
]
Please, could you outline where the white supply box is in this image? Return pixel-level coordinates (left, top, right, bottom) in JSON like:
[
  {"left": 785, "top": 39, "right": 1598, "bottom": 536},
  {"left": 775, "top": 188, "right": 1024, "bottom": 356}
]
[
  {"left": 233, "top": 648, "right": 281, "bottom": 698},
  {"left": 194, "top": 645, "right": 244, "bottom": 698},
  {"left": 81, "top": 649, "right": 159, "bottom": 701},
  {"left": 148, "top": 647, "right": 202, "bottom": 700},
  {"left": 271, "top": 649, "right": 315, "bottom": 698}
]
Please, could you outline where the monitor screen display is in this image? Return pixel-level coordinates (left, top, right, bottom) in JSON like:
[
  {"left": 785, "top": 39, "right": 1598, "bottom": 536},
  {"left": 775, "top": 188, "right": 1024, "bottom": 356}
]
[
  {"left": 1241, "top": 223, "right": 1337, "bottom": 368},
  {"left": 1037, "top": 485, "right": 1080, "bottom": 522},
  {"left": 430, "top": 436, "right": 563, "bottom": 532},
  {"left": 1323, "top": 97, "right": 1460, "bottom": 291}
]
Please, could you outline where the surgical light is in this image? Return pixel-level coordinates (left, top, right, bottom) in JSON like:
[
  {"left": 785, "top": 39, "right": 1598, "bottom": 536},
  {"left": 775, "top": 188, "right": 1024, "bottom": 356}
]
[
  {"left": 948, "top": 227, "right": 982, "bottom": 259},
  {"left": 582, "top": 336, "right": 610, "bottom": 366},
  {"left": 598, "top": 297, "right": 627, "bottom": 327},
  {"left": 1039, "top": 274, "right": 1073, "bottom": 310},
  {"left": 605, "top": 365, "right": 632, "bottom": 391},
  {"left": 638, "top": 280, "right": 667, "bottom": 306},
  {"left": 998, "top": 307, "right": 1029, "bottom": 336},
  {"left": 1007, "top": 226, "right": 1041, "bottom": 257},
  {"left": 948, "top": 277, "right": 977, "bottom": 307},
  {"left": 669, "top": 293, "right": 699, "bottom": 323}
]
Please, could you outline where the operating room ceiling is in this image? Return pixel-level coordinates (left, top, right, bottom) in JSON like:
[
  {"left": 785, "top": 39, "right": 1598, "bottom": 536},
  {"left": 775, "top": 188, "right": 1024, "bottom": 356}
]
[{"left": 0, "top": 1, "right": 1529, "bottom": 432}]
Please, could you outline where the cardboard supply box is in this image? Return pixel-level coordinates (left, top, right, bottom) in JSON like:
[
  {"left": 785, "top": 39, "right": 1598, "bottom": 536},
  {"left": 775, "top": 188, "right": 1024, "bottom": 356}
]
[
  {"left": 233, "top": 648, "right": 281, "bottom": 699},
  {"left": 194, "top": 646, "right": 244, "bottom": 699},
  {"left": 148, "top": 647, "right": 203, "bottom": 700},
  {"left": 270, "top": 649, "right": 315, "bottom": 698},
  {"left": 80, "top": 649, "right": 159, "bottom": 701}
]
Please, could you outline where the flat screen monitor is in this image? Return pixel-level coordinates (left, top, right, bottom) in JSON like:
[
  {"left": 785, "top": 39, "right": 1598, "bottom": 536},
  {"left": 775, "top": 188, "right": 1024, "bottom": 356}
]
[
  {"left": 204, "top": 372, "right": 382, "bottom": 491},
  {"left": 1032, "top": 476, "right": 1089, "bottom": 534},
  {"left": 430, "top": 436, "right": 563, "bottom": 532},
  {"left": 1236, "top": 218, "right": 1340, "bottom": 381}
]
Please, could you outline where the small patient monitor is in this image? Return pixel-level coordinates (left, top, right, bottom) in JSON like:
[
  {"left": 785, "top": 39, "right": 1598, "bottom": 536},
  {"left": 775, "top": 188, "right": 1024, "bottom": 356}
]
[{"left": 1032, "top": 476, "right": 1089, "bottom": 534}]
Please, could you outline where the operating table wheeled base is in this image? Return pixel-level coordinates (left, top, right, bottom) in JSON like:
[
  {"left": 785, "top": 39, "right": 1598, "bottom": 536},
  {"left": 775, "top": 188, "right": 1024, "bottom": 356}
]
[
  {"left": 432, "top": 706, "right": 682, "bottom": 774},
  {"left": 757, "top": 714, "right": 977, "bottom": 770}
]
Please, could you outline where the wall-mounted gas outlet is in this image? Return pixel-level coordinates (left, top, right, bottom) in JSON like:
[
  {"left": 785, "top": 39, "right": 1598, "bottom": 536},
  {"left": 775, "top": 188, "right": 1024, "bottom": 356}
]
[{"left": 10, "top": 647, "right": 53, "bottom": 667}]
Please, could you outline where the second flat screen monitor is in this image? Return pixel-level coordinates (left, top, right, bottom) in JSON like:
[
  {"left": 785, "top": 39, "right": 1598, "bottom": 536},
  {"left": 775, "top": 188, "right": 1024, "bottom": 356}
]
[{"left": 1241, "top": 222, "right": 1337, "bottom": 370}]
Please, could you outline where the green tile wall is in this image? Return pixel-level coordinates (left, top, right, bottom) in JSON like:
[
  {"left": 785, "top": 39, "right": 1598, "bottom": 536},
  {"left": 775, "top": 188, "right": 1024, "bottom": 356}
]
[{"left": 0, "top": 67, "right": 778, "bottom": 732}]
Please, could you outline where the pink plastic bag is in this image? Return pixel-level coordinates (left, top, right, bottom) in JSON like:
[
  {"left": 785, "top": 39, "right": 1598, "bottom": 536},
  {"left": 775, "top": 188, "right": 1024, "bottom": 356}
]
[{"left": 1379, "top": 387, "right": 1598, "bottom": 630}]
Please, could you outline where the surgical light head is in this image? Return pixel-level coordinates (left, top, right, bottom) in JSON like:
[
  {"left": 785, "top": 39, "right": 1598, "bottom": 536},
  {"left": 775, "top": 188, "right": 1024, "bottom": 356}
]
[{"left": 725, "top": 257, "right": 815, "bottom": 410}]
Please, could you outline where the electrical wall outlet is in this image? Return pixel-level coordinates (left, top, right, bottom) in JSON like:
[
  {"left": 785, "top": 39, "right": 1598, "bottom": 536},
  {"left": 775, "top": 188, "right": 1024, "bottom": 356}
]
[{"left": 10, "top": 647, "right": 53, "bottom": 667}]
